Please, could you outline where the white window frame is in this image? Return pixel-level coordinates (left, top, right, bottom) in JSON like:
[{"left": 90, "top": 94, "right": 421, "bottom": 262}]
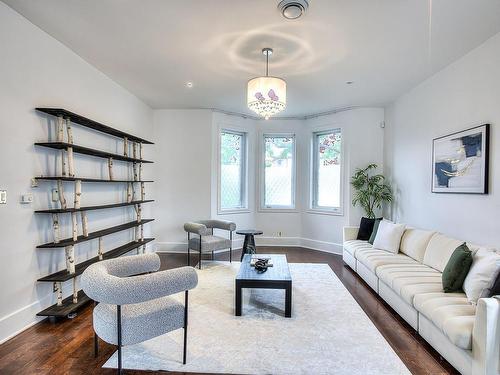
[
  {"left": 217, "top": 128, "right": 249, "bottom": 214},
  {"left": 308, "top": 127, "right": 344, "bottom": 216},
  {"left": 259, "top": 133, "right": 297, "bottom": 211}
]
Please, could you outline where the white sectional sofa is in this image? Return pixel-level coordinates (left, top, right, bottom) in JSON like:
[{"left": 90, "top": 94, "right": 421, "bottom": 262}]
[{"left": 343, "top": 226, "right": 500, "bottom": 375}]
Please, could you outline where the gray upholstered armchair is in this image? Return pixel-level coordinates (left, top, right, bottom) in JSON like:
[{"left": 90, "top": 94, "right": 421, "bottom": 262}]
[
  {"left": 81, "top": 253, "right": 198, "bottom": 374},
  {"left": 183, "top": 219, "right": 236, "bottom": 269}
]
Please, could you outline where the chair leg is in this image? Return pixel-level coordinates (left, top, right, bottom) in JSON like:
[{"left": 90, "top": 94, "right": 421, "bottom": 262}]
[
  {"left": 117, "top": 305, "right": 122, "bottom": 375},
  {"left": 94, "top": 331, "right": 99, "bottom": 358},
  {"left": 187, "top": 233, "right": 190, "bottom": 266},
  {"left": 93, "top": 300, "right": 99, "bottom": 358},
  {"left": 198, "top": 234, "right": 202, "bottom": 270},
  {"left": 183, "top": 290, "right": 188, "bottom": 365},
  {"left": 229, "top": 231, "right": 233, "bottom": 263}
]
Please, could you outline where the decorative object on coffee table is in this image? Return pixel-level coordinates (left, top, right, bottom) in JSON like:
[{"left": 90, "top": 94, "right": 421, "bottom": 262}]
[
  {"left": 235, "top": 254, "right": 292, "bottom": 317},
  {"left": 432, "top": 124, "right": 489, "bottom": 194},
  {"left": 236, "top": 229, "right": 263, "bottom": 261}
]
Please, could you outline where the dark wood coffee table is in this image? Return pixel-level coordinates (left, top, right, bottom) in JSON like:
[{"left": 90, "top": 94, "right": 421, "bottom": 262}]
[{"left": 235, "top": 254, "right": 292, "bottom": 318}]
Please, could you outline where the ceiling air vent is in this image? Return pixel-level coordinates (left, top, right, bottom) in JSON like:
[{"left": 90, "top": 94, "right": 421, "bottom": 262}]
[{"left": 277, "top": 0, "right": 309, "bottom": 20}]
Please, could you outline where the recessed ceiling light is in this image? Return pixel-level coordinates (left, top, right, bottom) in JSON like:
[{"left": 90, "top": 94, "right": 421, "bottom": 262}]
[
  {"left": 186, "top": 82, "right": 193, "bottom": 88},
  {"left": 277, "top": 0, "right": 309, "bottom": 20}
]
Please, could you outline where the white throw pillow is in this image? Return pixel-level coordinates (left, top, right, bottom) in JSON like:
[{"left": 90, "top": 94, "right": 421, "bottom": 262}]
[
  {"left": 463, "top": 247, "right": 500, "bottom": 304},
  {"left": 372, "top": 220, "right": 406, "bottom": 254}
]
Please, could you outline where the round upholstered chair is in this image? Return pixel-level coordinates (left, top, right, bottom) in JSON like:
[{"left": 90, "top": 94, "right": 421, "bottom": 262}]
[{"left": 81, "top": 253, "right": 198, "bottom": 374}]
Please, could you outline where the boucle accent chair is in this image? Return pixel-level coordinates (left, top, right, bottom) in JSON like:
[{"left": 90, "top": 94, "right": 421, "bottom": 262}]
[
  {"left": 81, "top": 253, "right": 198, "bottom": 374},
  {"left": 184, "top": 219, "right": 236, "bottom": 269}
]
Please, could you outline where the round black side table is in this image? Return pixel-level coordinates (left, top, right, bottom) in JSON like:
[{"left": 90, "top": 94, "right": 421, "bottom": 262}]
[{"left": 236, "top": 230, "right": 263, "bottom": 261}]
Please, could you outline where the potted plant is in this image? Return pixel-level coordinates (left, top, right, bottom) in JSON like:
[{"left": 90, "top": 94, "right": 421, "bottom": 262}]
[{"left": 351, "top": 164, "right": 393, "bottom": 218}]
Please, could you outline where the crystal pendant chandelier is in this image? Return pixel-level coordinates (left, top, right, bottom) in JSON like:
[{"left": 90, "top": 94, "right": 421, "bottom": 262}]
[{"left": 247, "top": 48, "right": 287, "bottom": 120}]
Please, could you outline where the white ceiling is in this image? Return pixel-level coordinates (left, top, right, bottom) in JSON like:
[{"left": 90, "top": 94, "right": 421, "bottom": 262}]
[{"left": 4, "top": 0, "right": 500, "bottom": 117}]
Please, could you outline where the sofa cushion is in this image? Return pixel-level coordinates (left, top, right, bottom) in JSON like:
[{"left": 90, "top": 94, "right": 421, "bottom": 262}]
[
  {"left": 377, "top": 265, "right": 441, "bottom": 290},
  {"left": 357, "top": 217, "right": 378, "bottom": 241},
  {"left": 413, "top": 293, "right": 475, "bottom": 350},
  {"left": 372, "top": 220, "right": 406, "bottom": 253},
  {"left": 442, "top": 243, "right": 473, "bottom": 293},
  {"left": 400, "top": 228, "right": 436, "bottom": 262},
  {"left": 355, "top": 249, "right": 417, "bottom": 273},
  {"left": 463, "top": 247, "right": 500, "bottom": 304},
  {"left": 399, "top": 283, "right": 444, "bottom": 305},
  {"left": 368, "top": 218, "right": 382, "bottom": 245},
  {"left": 343, "top": 240, "right": 372, "bottom": 257},
  {"left": 423, "top": 233, "right": 463, "bottom": 272}
]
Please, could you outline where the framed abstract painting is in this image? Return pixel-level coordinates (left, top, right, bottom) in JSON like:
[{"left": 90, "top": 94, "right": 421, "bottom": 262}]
[{"left": 432, "top": 124, "right": 490, "bottom": 194}]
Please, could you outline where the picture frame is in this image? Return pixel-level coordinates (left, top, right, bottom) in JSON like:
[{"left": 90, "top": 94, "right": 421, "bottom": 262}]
[{"left": 431, "top": 124, "right": 490, "bottom": 194}]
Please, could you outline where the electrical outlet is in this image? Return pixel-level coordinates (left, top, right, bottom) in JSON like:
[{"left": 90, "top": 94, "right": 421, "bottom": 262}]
[
  {"left": 0, "top": 190, "right": 6, "bottom": 204},
  {"left": 31, "top": 178, "right": 39, "bottom": 188},
  {"left": 52, "top": 188, "right": 59, "bottom": 202},
  {"left": 20, "top": 193, "right": 33, "bottom": 204}
]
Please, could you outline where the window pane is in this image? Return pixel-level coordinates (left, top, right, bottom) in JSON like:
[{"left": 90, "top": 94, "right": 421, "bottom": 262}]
[
  {"left": 314, "top": 131, "right": 341, "bottom": 208},
  {"left": 220, "top": 131, "right": 245, "bottom": 210},
  {"left": 264, "top": 135, "right": 294, "bottom": 207}
]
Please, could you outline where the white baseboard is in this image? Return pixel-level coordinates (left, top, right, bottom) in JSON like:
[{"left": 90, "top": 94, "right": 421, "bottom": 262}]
[
  {"left": 155, "top": 237, "right": 342, "bottom": 255},
  {"left": 0, "top": 298, "right": 46, "bottom": 345}
]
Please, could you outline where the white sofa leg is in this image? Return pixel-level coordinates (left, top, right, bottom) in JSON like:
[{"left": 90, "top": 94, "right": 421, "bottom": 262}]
[{"left": 472, "top": 297, "right": 500, "bottom": 375}]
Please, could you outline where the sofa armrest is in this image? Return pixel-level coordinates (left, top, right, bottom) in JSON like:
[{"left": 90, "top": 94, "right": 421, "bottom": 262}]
[
  {"left": 343, "top": 226, "right": 359, "bottom": 242},
  {"left": 472, "top": 296, "right": 500, "bottom": 375}
]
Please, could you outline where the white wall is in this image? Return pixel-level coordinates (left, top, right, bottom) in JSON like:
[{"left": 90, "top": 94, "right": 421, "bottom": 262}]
[
  {"left": 303, "top": 108, "right": 385, "bottom": 251},
  {"left": 0, "top": 3, "right": 153, "bottom": 343},
  {"left": 153, "top": 108, "right": 385, "bottom": 253},
  {"left": 384, "top": 32, "right": 500, "bottom": 246},
  {"left": 153, "top": 109, "right": 213, "bottom": 250}
]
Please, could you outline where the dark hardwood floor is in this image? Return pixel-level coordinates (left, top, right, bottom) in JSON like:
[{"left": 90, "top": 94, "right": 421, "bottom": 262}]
[{"left": 0, "top": 247, "right": 459, "bottom": 375}]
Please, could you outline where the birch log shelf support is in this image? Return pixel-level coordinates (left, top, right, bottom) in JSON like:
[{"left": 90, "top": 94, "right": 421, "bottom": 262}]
[
  {"left": 81, "top": 211, "right": 89, "bottom": 237},
  {"left": 108, "top": 157, "right": 113, "bottom": 181},
  {"left": 34, "top": 107, "right": 154, "bottom": 318}
]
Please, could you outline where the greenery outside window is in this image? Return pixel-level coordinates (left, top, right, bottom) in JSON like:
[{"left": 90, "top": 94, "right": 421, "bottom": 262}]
[
  {"left": 311, "top": 129, "right": 342, "bottom": 213},
  {"left": 220, "top": 130, "right": 247, "bottom": 211},
  {"left": 262, "top": 134, "right": 296, "bottom": 209}
]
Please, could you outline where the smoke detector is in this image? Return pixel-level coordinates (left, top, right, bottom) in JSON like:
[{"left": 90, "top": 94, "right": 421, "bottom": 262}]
[{"left": 277, "top": 0, "right": 309, "bottom": 20}]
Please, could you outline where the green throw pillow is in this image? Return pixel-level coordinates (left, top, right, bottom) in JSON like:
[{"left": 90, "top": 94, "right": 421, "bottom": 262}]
[
  {"left": 442, "top": 243, "right": 473, "bottom": 293},
  {"left": 368, "top": 219, "right": 382, "bottom": 245}
]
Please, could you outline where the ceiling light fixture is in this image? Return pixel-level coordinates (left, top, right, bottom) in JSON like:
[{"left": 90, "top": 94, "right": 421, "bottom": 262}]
[
  {"left": 277, "top": 0, "right": 309, "bottom": 20},
  {"left": 247, "top": 48, "right": 287, "bottom": 120},
  {"left": 186, "top": 81, "right": 193, "bottom": 88}
]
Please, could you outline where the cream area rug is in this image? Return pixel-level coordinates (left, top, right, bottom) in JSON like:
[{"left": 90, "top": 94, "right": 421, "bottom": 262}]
[{"left": 104, "top": 261, "right": 410, "bottom": 374}]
